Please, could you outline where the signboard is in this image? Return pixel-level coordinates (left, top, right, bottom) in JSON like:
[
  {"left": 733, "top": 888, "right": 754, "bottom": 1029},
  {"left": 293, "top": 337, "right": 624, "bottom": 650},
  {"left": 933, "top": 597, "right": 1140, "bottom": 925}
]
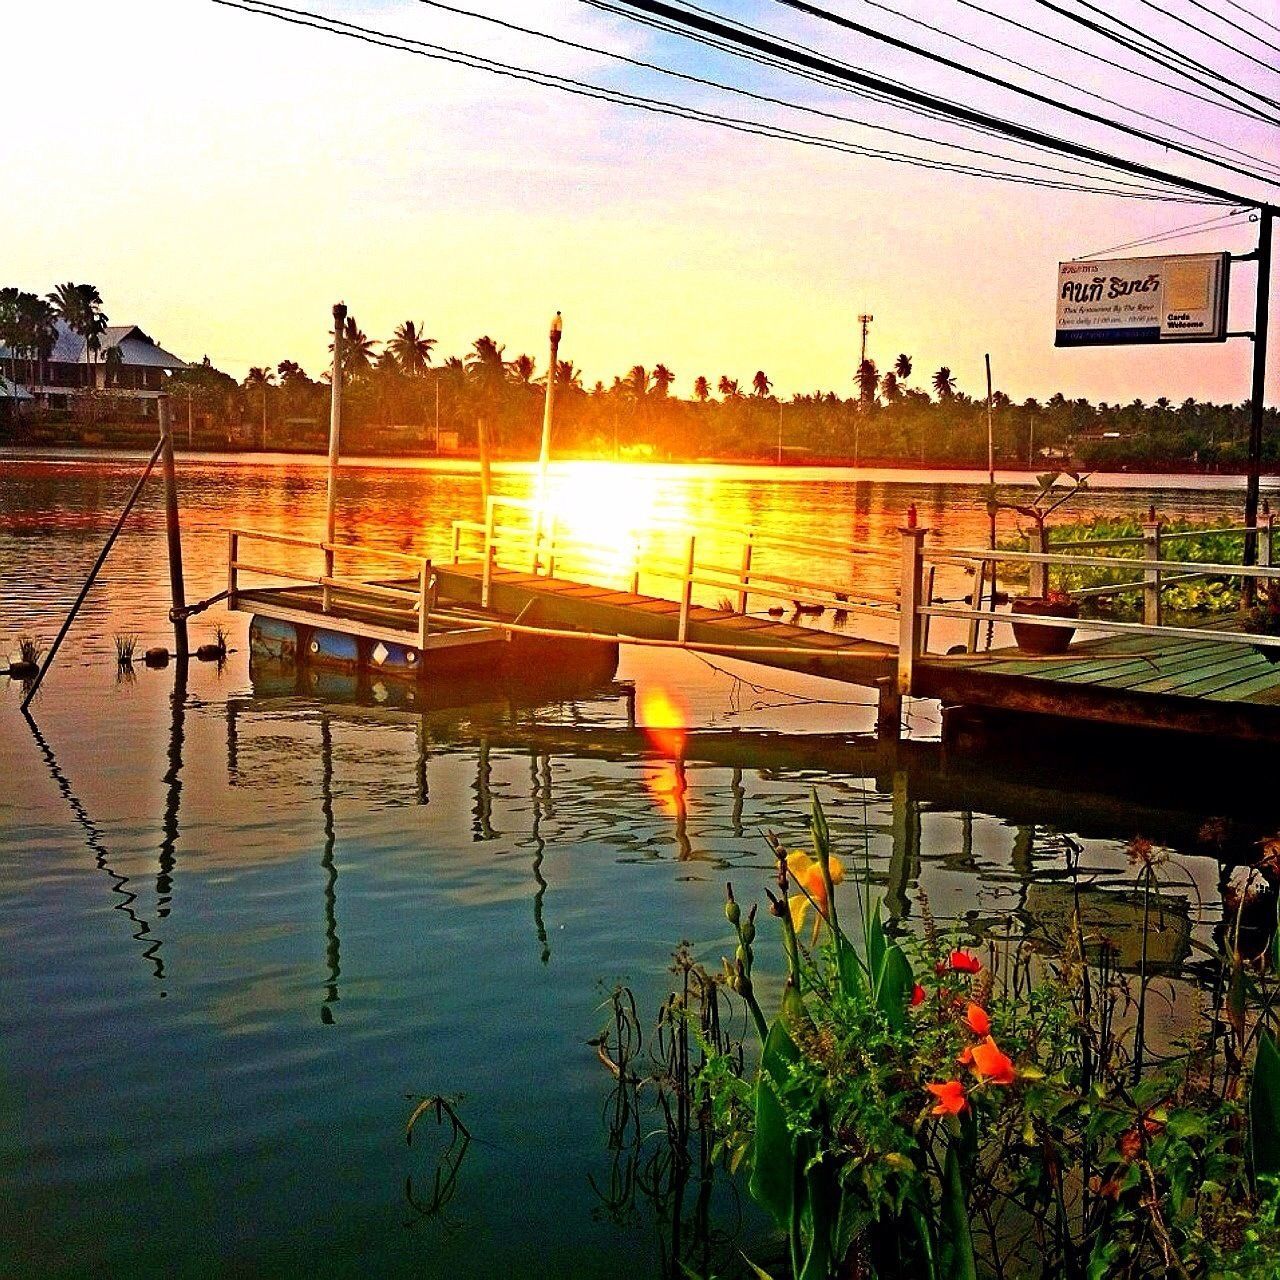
[{"left": 1055, "top": 251, "right": 1230, "bottom": 347}]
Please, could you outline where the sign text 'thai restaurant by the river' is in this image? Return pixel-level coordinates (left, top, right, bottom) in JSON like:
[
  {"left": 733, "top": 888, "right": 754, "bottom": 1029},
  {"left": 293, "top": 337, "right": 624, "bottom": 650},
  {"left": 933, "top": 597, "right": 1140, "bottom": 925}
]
[{"left": 1056, "top": 251, "right": 1230, "bottom": 347}]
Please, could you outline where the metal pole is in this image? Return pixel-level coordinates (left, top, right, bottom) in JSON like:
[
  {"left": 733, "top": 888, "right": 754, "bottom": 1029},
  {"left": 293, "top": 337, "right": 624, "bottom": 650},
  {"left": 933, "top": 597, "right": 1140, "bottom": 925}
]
[
  {"left": 21, "top": 439, "right": 164, "bottom": 710},
  {"left": 537, "top": 312, "right": 562, "bottom": 485},
  {"left": 159, "top": 396, "right": 188, "bottom": 659},
  {"left": 984, "top": 353, "right": 995, "bottom": 488},
  {"left": 1244, "top": 207, "right": 1274, "bottom": 584},
  {"left": 324, "top": 302, "right": 347, "bottom": 611}
]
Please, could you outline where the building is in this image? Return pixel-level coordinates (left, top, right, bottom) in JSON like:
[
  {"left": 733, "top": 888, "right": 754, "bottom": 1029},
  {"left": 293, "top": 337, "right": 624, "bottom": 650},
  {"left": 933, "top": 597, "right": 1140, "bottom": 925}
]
[{"left": 0, "top": 320, "right": 188, "bottom": 419}]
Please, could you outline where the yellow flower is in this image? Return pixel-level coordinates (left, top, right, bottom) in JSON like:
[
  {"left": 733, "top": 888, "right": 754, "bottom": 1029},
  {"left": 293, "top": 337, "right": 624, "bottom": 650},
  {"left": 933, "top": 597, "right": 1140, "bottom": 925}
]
[{"left": 786, "top": 850, "right": 845, "bottom": 940}]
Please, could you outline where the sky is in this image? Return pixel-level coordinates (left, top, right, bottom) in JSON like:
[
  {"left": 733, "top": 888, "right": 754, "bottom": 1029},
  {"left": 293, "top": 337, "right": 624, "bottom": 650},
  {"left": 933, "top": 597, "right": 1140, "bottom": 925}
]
[{"left": 3, "top": 0, "right": 1278, "bottom": 405}]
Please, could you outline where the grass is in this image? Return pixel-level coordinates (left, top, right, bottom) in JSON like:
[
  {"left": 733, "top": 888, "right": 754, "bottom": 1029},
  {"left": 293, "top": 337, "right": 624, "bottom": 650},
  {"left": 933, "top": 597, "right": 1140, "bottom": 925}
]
[{"left": 114, "top": 633, "right": 139, "bottom": 666}]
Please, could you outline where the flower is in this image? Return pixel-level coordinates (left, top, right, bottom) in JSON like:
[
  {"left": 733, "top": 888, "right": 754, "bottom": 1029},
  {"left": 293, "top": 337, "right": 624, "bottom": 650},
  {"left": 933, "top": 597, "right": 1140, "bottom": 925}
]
[
  {"left": 786, "top": 849, "right": 845, "bottom": 939},
  {"left": 911, "top": 983, "right": 926, "bottom": 1007},
  {"left": 964, "top": 1003, "right": 991, "bottom": 1037},
  {"left": 967, "top": 1037, "right": 1016, "bottom": 1086},
  {"left": 926, "top": 1080, "right": 969, "bottom": 1116},
  {"left": 939, "top": 950, "right": 981, "bottom": 974},
  {"left": 1126, "top": 835, "right": 1168, "bottom": 869}
]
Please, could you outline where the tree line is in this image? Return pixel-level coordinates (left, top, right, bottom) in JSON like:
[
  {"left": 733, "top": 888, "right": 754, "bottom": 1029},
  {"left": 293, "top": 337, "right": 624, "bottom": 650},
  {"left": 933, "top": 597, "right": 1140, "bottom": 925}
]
[{"left": 5, "top": 286, "right": 1274, "bottom": 469}]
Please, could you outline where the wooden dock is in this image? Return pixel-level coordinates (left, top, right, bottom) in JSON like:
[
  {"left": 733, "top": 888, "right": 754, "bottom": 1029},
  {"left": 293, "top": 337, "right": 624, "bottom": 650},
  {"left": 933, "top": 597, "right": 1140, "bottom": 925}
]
[{"left": 225, "top": 502, "right": 1280, "bottom": 745}]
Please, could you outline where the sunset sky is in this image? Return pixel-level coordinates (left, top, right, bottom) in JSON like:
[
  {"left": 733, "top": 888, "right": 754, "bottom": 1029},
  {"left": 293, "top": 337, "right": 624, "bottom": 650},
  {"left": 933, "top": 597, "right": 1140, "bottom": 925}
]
[{"left": 4, "top": 0, "right": 1277, "bottom": 405}]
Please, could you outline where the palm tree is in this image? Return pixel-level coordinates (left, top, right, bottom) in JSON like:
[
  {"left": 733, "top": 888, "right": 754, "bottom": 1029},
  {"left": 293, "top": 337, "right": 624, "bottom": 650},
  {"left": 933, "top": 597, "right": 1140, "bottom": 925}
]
[
  {"left": 554, "top": 359, "right": 584, "bottom": 392},
  {"left": 652, "top": 363, "right": 675, "bottom": 397},
  {"left": 932, "top": 366, "right": 956, "bottom": 399},
  {"left": 245, "top": 366, "right": 275, "bottom": 447},
  {"left": 717, "top": 375, "right": 741, "bottom": 400},
  {"left": 330, "top": 315, "right": 376, "bottom": 378},
  {"left": 881, "top": 370, "right": 901, "bottom": 403},
  {"left": 693, "top": 375, "right": 710, "bottom": 403},
  {"left": 510, "top": 353, "right": 536, "bottom": 387},
  {"left": 626, "top": 365, "right": 649, "bottom": 400},
  {"left": 894, "top": 353, "right": 913, "bottom": 382},
  {"left": 752, "top": 370, "right": 772, "bottom": 398},
  {"left": 857, "top": 358, "right": 879, "bottom": 404},
  {"left": 388, "top": 321, "right": 435, "bottom": 377},
  {"left": 48, "top": 282, "right": 107, "bottom": 388}
]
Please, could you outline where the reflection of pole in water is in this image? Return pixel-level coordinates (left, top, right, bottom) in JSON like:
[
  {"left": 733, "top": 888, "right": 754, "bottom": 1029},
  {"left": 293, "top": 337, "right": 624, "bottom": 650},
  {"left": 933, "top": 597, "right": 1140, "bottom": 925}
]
[
  {"left": 886, "top": 769, "right": 919, "bottom": 922},
  {"left": 23, "top": 709, "right": 166, "bottom": 983},
  {"left": 529, "top": 753, "right": 550, "bottom": 965},
  {"left": 730, "top": 766, "right": 744, "bottom": 838},
  {"left": 472, "top": 739, "right": 496, "bottom": 841},
  {"left": 674, "top": 758, "right": 692, "bottom": 862},
  {"left": 226, "top": 699, "right": 240, "bottom": 785},
  {"left": 319, "top": 712, "right": 341, "bottom": 1024},
  {"left": 414, "top": 715, "right": 428, "bottom": 807},
  {"left": 157, "top": 654, "right": 188, "bottom": 919}
]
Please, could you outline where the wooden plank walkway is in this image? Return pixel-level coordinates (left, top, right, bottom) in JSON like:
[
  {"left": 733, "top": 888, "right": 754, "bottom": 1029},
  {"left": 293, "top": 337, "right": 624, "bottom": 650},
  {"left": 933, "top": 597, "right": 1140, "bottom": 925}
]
[
  {"left": 434, "top": 562, "right": 896, "bottom": 684},
  {"left": 915, "top": 629, "right": 1280, "bottom": 742}
]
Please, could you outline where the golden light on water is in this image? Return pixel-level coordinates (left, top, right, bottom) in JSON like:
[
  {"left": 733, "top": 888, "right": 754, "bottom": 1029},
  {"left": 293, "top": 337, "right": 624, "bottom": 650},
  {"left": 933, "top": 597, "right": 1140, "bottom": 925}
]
[{"left": 639, "top": 685, "right": 689, "bottom": 820}]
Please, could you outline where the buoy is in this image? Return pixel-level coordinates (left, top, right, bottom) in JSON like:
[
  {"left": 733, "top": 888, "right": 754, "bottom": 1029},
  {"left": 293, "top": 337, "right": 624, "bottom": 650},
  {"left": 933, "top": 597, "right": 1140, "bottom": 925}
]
[
  {"left": 144, "top": 647, "right": 170, "bottom": 668},
  {"left": 7, "top": 660, "right": 38, "bottom": 678},
  {"left": 195, "top": 644, "right": 223, "bottom": 661}
]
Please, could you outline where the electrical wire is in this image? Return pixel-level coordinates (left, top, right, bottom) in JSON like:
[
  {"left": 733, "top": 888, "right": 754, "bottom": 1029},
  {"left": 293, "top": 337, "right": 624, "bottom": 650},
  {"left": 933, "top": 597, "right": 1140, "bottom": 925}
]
[
  {"left": 404, "top": 0, "right": 1195, "bottom": 190},
  {"left": 950, "top": 0, "right": 1280, "bottom": 127},
  {"left": 1224, "top": 0, "right": 1280, "bottom": 40},
  {"left": 1129, "top": 0, "right": 1280, "bottom": 70},
  {"left": 1074, "top": 208, "right": 1257, "bottom": 259},
  {"left": 594, "top": 0, "right": 1251, "bottom": 203},
  {"left": 209, "top": 0, "right": 1214, "bottom": 200},
  {"left": 766, "top": 0, "right": 1280, "bottom": 192},
  {"left": 853, "top": 0, "right": 1280, "bottom": 182}
]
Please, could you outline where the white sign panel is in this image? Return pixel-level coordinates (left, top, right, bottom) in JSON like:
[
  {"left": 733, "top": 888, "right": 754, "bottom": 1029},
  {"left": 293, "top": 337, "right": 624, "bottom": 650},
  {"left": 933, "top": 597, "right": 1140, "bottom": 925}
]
[{"left": 1056, "top": 252, "right": 1230, "bottom": 347}]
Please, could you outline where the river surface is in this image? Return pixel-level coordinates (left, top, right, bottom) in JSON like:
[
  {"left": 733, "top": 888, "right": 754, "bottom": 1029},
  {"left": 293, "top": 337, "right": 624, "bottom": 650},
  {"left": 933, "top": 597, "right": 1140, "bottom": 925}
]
[{"left": 1, "top": 454, "right": 1274, "bottom": 1277}]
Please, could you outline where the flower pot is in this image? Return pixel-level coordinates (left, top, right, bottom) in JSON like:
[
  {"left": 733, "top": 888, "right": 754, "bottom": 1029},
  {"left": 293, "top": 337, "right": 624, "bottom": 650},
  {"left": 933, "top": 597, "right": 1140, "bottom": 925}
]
[{"left": 1011, "top": 597, "right": 1079, "bottom": 655}]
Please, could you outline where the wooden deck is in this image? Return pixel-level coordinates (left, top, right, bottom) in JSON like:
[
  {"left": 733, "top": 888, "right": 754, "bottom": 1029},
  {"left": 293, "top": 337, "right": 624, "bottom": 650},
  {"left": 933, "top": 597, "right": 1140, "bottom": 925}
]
[
  {"left": 433, "top": 561, "right": 896, "bottom": 685},
  {"left": 916, "top": 630, "right": 1280, "bottom": 742}
]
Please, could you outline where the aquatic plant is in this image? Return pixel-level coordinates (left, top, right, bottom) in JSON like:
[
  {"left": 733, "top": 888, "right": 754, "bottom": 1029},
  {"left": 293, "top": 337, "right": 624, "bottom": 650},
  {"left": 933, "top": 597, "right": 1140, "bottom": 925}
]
[
  {"left": 213, "top": 624, "right": 229, "bottom": 655},
  {"left": 114, "top": 633, "right": 138, "bottom": 666},
  {"left": 17, "top": 636, "right": 42, "bottom": 667},
  {"left": 645, "top": 794, "right": 1280, "bottom": 1279}
]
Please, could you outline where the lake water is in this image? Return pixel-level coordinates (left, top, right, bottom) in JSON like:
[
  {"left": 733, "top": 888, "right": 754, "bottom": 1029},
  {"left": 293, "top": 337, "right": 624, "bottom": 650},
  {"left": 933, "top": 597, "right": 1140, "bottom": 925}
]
[{"left": 1, "top": 453, "right": 1274, "bottom": 1277}]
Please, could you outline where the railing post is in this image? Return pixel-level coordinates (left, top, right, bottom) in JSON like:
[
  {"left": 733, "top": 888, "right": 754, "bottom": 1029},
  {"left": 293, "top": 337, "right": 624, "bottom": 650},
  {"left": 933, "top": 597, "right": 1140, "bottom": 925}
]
[
  {"left": 736, "top": 532, "right": 754, "bottom": 614},
  {"left": 227, "top": 530, "right": 239, "bottom": 609},
  {"left": 631, "top": 542, "right": 641, "bottom": 596},
  {"left": 482, "top": 498, "right": 495, "bottom": 610},
  {"left": 418, "top": 559, "right": 431, "bottom": 648},
  {"left": 678, "top": 534, "right": 696, "bottom": 643},
  {"left": 1029, "top": 524, "right": 1048, "bottom": 598},
  {"left": 546, "top": 511, "right": 558, "bottom": 579},
  {"left": 966, "top": 558, "right": 987, "bottom": 653},
  {"left": 920, "top": 563, "right": 937, "bottom": 654},
  {"left": 897, "top": 522, "right": 928, "bottom": 695},
  {"left": 1142, "top": 517, "right": 1163, "bottom": 628},
  {"left": 1262, "top": 511, "right": 1275, "bottom": 569},
  {"left": 451, "top": 522, "right": 462, "bottom": 564}
]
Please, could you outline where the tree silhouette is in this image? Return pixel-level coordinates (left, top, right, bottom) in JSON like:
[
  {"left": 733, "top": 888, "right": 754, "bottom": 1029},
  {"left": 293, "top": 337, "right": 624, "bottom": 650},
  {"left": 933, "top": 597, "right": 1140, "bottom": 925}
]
[
  {"left": 48, "top": 282, "right": 107, "bottom": 388},
  {"left": 857, "top": 359, "right": 879, "bottom": 404},
  {"left": 932, "top": 366, "right": 956, "bottom": 399},
  {"left": 881, "top": 370, "right": 901, "bottom": 403},
  {"left": 244, "top": 365, "right": 275, "bottom": 447},
  {"left": 652, "top": 363, "right": 675, "bottom": 397},
  {"left": 752, "top": 370, "right": 772, "bottom": 398},
  {"left": 693, "top": 375, "right": 710, "bottom": 403},
  {"left": 389, "top": 321, "right": 435, "bottom": 377},
  {"left": 894, "top": 353, "right": 913, "bottom": 382}
]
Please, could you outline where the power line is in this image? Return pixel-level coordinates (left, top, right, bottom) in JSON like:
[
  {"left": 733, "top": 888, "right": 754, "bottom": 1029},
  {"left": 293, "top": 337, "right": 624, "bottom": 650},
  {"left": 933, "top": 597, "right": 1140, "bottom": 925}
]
[
  {"left": 209, "top": 0, "right": 1199, "bottom": 198},
  {"left": 403, "top": 0, "right": 1187, "bottom": 190},
  {"left": 598, "top": 0, "right": 1253, "bottom": 203},
  {"left": 854, "top": 0, "right": 1280, "bottom": 181},
  {"left": 766, "top": 0, "right": 1280, "bottom": 191},
  {"left": 1074, "top": 208, "right": 1255, "bottom": 258},
  {"left": 950, "top": 0, "right": 1280, "bottom": 127},
  {"left": 1031, "top": 0, "right": 1280, "bottom": 121},
  {"left": 1224, "top": 0, "right": 1280, "bottom": 40},
  {"left": 1130, "top": 0, "right": 1280, "bottom": 69}
]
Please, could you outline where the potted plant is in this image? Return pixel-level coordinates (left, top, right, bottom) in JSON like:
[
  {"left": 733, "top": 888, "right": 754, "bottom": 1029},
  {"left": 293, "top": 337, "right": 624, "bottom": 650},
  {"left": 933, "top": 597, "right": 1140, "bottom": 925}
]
[{"left": 984, "top": 470, "right": 1088, "bottom": 656}]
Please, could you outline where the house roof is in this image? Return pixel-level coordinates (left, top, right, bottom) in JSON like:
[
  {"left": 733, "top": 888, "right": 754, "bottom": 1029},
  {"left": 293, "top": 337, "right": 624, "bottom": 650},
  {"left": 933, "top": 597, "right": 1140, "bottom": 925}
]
[
  {"left": 0, "top": 376, "right": 34, "bottom": 400},
  {"left": 0, "top": 320, "right": 188, "bottom": 370}
]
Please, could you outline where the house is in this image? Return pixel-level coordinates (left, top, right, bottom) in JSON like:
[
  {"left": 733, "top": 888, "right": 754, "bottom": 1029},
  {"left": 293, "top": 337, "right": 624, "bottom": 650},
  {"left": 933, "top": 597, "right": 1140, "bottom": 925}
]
[{"left": 0, "top": 319, "right": 188, "bottom": 418}]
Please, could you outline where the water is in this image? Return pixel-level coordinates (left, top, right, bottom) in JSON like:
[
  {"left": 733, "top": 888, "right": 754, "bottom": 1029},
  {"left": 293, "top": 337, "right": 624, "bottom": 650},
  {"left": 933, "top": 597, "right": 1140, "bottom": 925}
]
[{"left": 0, "top": 454, "right": 1273, "bottom": 1277}]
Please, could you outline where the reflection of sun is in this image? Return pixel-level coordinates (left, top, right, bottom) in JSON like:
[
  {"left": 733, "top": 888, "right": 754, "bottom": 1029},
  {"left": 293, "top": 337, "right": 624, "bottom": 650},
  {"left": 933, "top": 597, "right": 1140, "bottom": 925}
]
[{"left": 639, "top": 685, "right": 689, "bottom": 818}]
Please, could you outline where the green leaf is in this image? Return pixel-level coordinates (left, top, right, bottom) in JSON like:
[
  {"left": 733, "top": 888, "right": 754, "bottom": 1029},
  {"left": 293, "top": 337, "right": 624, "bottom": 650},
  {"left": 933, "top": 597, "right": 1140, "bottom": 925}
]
[
  {"left": 738, "top": 1255, "right": 776, "bottom": 1280},
  {"left": 798, "top": 1151, "right": 839, "bottom": 1280},
  {"left": 1251, "top": 1028, "right": 1280, "bottom": 1178},
  {"left": 940, "top": 1140, "right": 978, "bottom": 1280},
  {"left": 810, "top": 789, "right": 830, "bottom": 858},
  {"left": 875, "top": 943, "right": 914, "bottom": 1033},
  {"left": 749, "top": 1017, "right": 801, "bottom": 1229}
]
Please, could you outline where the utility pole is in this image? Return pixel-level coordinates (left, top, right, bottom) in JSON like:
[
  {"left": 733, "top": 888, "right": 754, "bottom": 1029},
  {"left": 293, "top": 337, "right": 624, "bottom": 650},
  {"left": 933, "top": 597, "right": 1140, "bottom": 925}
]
[
  {"left": 777, "top": 401, "right": 783, "bottom": 466},
  {"left": 324, "top": 302, "right": 346, "bottom": 610},
  {"left": 537, "top": 311, "right": 563, "bottom": 489},
  {"left": 1244, "top": 206, "right": 1275, "bottom": 579}
]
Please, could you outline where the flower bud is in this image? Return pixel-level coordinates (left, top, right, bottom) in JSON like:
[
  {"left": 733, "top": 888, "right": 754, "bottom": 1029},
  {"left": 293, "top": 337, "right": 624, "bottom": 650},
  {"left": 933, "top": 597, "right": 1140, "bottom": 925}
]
[
  {"left": 741, "top": 917, "right": 756, "bottom": 946},
  {"left": 725, "top": 899, "right": 741, "bottom": 926}
]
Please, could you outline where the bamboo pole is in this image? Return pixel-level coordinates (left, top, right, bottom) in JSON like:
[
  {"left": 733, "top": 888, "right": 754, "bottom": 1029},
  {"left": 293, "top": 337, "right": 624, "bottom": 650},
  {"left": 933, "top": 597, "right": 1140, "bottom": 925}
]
[{"left": 159, "top": 396, "right": 188, "bottom": 658}]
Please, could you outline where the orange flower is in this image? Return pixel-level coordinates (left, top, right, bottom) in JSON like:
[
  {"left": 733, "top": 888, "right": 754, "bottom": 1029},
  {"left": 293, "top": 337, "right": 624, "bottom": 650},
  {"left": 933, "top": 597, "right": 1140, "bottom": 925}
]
[
  {"left": 786, "top": 850, "right": 845, "bottom": 940},
  {"left": 911, "top": 983, "right": 926, "bottom": 1007},
  {"left": 957, "top": 1044, "right": 974, "bottom": 1067},
  {"left": 926, "top": 1080, "right": 969, "bottom": 1116},
  {"left": 964, "top": 1003, "right": 991, "bottom": 1037},
  {"left": 948, "top": 950, "right": 982, "bottom": 974},
  {"left": 967, "top": 1037, "right": 1016, "bottom": 1085}
]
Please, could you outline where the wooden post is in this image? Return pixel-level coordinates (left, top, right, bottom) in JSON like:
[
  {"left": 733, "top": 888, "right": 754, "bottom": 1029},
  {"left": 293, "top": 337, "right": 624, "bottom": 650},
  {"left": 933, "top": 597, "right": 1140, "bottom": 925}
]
[
  {"left": 1029, "top": 523, "right": 1048, "bottom": 598},
  {"left": 537, "top": 312, "right": 562, "bottom": 490},
  {"left": 897, "top": 522, "right": 927, "bottom": 696},
  {"left": 324, "top": 303, "right": 346, "bottom": 614},
  {"left": 876, "top": 676, "right": 902, "bottom": 741},
  {"left": 478, "top": 416, "right": 492, "bottom": 512},
  {"left": 678, "top": 534, "right": 696, "bottom": 643},
  {"left": 418, "top": 559, "right": 431, "bottom": 648},
  {"left": 227, "top": 530, "right": 239, "bottom": 609},
  {"left": 920, "top": 563, "right": 937, "bottom": 654},
  {"left": 1244, "top": 205, "right": 1274, "bottom": 591},
  {"left": 482, "top": 498, "right": 495, "bottom": 609},
  {"left": 1142, "top": 517, "right": 1163, "bottom": 628},
  {"left": 1261, "top": 510, "right": 1275, "bottom": 569},
  {"left": 451, "top": 522, "right": 462, "bottom": 564},
  {"left": 966, "top": 558, "right": 988, "bottom": 653},
  {"left": 736, "top": 533, "right": 754, "bottom": 614},
  {"left": 546, "top": 510, "right": 558, "bottom": 579},
  {"left": 159, "top": 396, "right": 188, "bottom": 659}
]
